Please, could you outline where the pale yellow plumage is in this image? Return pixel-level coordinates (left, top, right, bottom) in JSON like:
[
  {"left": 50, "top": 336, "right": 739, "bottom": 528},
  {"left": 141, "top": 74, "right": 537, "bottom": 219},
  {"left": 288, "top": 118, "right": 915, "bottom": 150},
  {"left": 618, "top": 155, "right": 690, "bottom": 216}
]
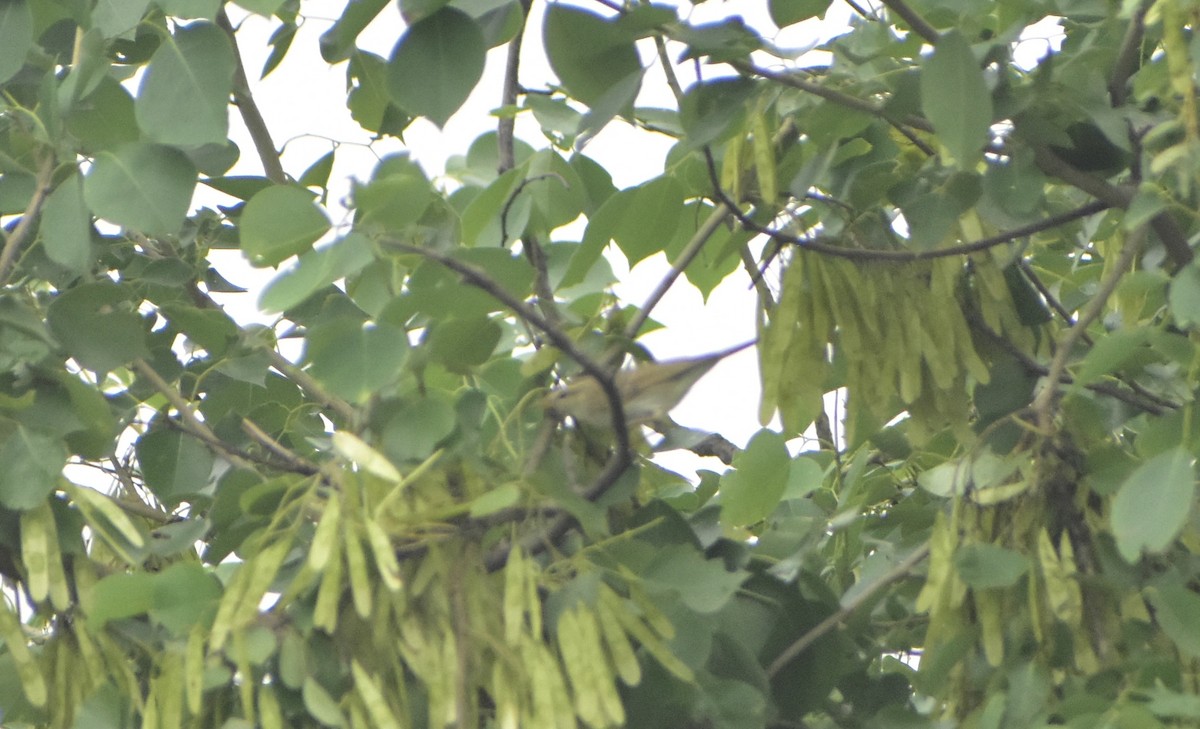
[{"left": 542, "top": 341, "right": 756, "bottom": 427}]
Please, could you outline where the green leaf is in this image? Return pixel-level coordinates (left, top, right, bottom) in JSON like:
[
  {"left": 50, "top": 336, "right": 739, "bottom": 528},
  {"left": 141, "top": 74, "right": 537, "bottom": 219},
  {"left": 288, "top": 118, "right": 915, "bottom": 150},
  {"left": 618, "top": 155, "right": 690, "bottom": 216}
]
[
  {"left": 352, "top": 154, "right": 434, "bottom": 233},
  {"left": 428, "top": 317, "right": 501, "bottom": 371},
  {"left": 0, "top": 427, "right": 67, "bottom": 511},
  {"left": 1146, "top": 581, "right": 1200, "bottom": 657},
  {"left": 233, "top": 0, "right": 284, "bottom": 16},
  {"left": 66, "top": 77, "right": 140, "bottom": 153},
  {"left": 92, "top": 0, "right": 150, "bottom": 38},
  {"left": 953, "top": 543, "right": 1028, "bottom": 589},
  {"left": 1112, "top": 446, "right": 1195, "bottom": 562},
  {"left": 259, "top": 233, "right": 375, "bottom": 313},
  {"left": 544, "top": 5, "right": 642, "bottom": 107},
  {"left": 0, "top": 0, "right": 32, "bottom": 85},
  {"left": 240, "top": 185, "right": 331, "bottom": 267},
  {"left": 149, "top": 562, "right": 222, "bottom": 634},
  {"left": 386, "top": 8, "right": 485, "bottom": 127},
  {"left": 769, "top": 0, "right": 830, "bottom": 26},
  {"left": 719, "top": 429, "right": 790, "bottom": 527},
  {"left": 1170, "top": 262, "right": 1200, "bottom": 329},
  {"left": 135, "top": 21, "right": 234, "bottom": 146},
  {"left": 83, "top": 143, "right": 196, "bottom": 235},
  {"left": 46, "top": 282, "right": 148, "bottom": 373},
  {"left": 154, "top": 0, "right": 221, "bottom": 19},
  {"left": 320, "top": 0, "right": 390, "bottom": 62},
  {"left": 642, "top": 545, "right": 748, "bottom": 613},
  {"left": 136, "top": 428, "right": 217, "bottom": 505},
  {"left": 39, "top": 172, "right": 92, "bottom": 276},
  {"left": 158, "top": 303, "right": 239, "bottom": 355},
  {"left": 304, "top": 320, "right": 408, "bottom": 403},
  {"left": 920, "top": 30, "right": 991, "bottom": 169},
  {"left": 380, "top": 396, "right": 457, "bottom": 461},
  {"left": 1073, "top": 328, "right": 1152, "bottom": 387},
  {"left": 87, "top": 572, "right": 155, "bottom": 628}
]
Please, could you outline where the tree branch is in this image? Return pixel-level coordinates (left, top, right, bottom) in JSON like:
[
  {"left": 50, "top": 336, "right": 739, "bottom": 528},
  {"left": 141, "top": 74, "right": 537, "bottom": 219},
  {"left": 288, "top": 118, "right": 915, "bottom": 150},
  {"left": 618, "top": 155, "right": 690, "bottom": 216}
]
[
  {"left": 218, "top": 10, "right": 287, "bottom": 185},
  {"left": 1033, "top": 145, "right": 1193, "bottom": 268},
  {"left": 1032, "top": 225, "right": 1149, "bottom": 428},
  {"left": 767, "top": 545, "right": 930, "bottom": 678},
  {"left": 0, "top": 155, "right": 55, "bottom": 285},
  {"left": 877, "top": 0, "right": 940, "bottom": 44},
  {"left": 1108, "top": 0, "right": 1151, "bottom": 107},
  {"left": 623, "top": 203, "right": 731, "bottom": 340},
  {"left": 702, "top": 147, "right": 1111, "bottom": 262}
]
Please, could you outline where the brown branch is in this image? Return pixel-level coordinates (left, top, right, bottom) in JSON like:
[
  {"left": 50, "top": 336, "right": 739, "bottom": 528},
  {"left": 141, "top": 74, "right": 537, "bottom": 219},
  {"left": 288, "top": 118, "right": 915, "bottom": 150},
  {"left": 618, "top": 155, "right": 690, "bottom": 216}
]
[
  {"left": 1109, "top": 0, "right": 1151, "bottom": 107},
  {"left": 702, "top": 148, "right": 1111, "bottom": 261},
  {"left": 1033, "top": 145, "right": 1193, "bottom": 268},
  {"left": 1032, "top": 225, "right": 1148, "bottom": 428},
  {"left": 767, "top": 545, "right": 930, "bottom": 677},
  {"left": 967, "top": 306, "right": 1175, "bottom": 415},
  {"left": 496, "top": 0, "right": 531, "bottom": 175},
  {"left": 218, "top": 10, "right": 287, "bottom": 185},
  {"left": 132, "top": 358, "right": 262, "bottom": 472},
  {"left": 623, "top": 203, "right": 731, "bottom": 340},
  {"left": 732, "top": 61, "right": 934, "bottom": 135},
  {"left": 0, "top": 155, "right": 55, "bottom": 285},
  {"left": 386, "top": 242, "right": 634, "bottom": 521},
  {"left": 877, "top": 0, "right": 940, "bottom": 44},
  {"left": 240, "top": 418, "right": 320, "bottom": 475}
]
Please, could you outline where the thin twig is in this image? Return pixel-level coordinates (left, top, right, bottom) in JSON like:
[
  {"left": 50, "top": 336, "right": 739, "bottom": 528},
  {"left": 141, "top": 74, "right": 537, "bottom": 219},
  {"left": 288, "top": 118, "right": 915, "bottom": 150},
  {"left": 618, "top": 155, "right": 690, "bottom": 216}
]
[
  {"left": 132, "top": 358, "right": 261, "bottom": 472},
  {"left": 1032, "top": 225, "right": 1148, "bottom": 428},
  {"left": 1033, "top": 145, "right": 1192, "bottom": 268},
  {"left": 701, "top": 147, "right": 1112, "bottom": 261},
  {"left": 1108, "top": 0, "right": 1151, "bottom": 106},
  {"left": 623, "top": 203, "right": 731, "bottom": 339},
  {"left": 241, "top": 418, "right": 320, "bottom": 474},
  {"left": 0, "top": 155, "right": 55, "bottom": 284},
  {"left": 496, "top": 0, "right": 531, "bottom": 174},
  {"left": 218, "top": 10, "right": 287, "bottom": 184},
  {"left": 877, "top": 0, "right": 940, "bottom": 44},
  {"left": 264, "top": 349, "right": 359, "bottom": 425},
  {"left": 767, "top": 545, "right": 930, "bottom": 677}
]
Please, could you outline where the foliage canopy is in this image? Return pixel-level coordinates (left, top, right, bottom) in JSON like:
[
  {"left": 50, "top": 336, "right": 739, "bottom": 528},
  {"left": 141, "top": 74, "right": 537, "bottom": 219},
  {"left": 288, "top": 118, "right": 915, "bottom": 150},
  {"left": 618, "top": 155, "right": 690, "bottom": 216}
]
[{"left": 2, "top": 0, "right": 1200, "bottom": 727}]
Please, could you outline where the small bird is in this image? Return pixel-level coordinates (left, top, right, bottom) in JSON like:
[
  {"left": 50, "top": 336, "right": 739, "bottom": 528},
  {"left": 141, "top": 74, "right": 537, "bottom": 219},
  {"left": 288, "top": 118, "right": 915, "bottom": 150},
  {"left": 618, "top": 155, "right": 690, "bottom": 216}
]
[{"left": 542, "top": 341, "right": 756, "bottom": 427}]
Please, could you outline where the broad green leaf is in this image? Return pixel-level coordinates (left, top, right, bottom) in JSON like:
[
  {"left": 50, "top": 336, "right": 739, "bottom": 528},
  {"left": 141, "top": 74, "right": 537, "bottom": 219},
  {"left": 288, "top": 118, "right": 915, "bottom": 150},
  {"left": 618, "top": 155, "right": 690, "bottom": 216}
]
[
  {"left": 769, "top": 0, "right": 829, "bottom": 26},
  {"left": 158, "top": 303, "right": 239, "bottom": 355},
  {"left": 0, "top": 427, "right": 67, "bottom": 511},
  {"left": 39, "top": 172, "right": 92, "bottom": 276},
  {"left": 719, "top": 429, "right": 790, "bottom": 527},
  {"left": 353, "top": 154, "right": 434, "bottom": 233},
  {"left": 1073, "top": 328, "right": 1152, "bottom": 387},
  {"left": 83, "top": 143, "right": 197, "bottom": 235},
  {"left": 66, "top": 77, "right": 140, "bottom": 153},
  {"left": 86, "top": 572, "right": 155, "bottom": 628},
  {"left": 135, "top": 21, "right": 234, "bottom": 146},
  {"left": 1146, "top": 581, "right": 1200, "bottom": 657},
  {"left": 386, "top": 8, "right": 485, "bottom": 128},
  {"left": 953, "top": 543, "right": 1028, "bottom": 589},
  {"left": 233, "top": 0, "right": 284, "bottom": 16},
  {"left": 544, "top": 5, "right": 642, "bottom": 107},
  {"left": 46, "top": 282, "right": 148, "bottom": 373},
  {"left": 1112, "top": 446, "right": 1195, "bottom": 562},
  {"left": 240, "top": 185, "right": 331, "bottom": 267},
  {"left": 920, "top": 30, "right": 991, "bottom": 169},
  {"left": 0, "top": 0, "right": 32, "bottom": 85},
  {"left": 150, "top": 562, "right": 222, "bottom": 634},
  {"left": 299, "top": 150, "right": 336, "bottom": 191},
  {"left": 642, "top": 545, "right": 748, "bottom": 613},
  {"left": 304, "top": 320, "right": 408, "bottom": 403},
  {"left": 260, "top": 233, "right": 375, "bottom": 312},
  {"left": 92, "top": 0, "right": 150, "bottom": 38},
  {"left": 380, "top": 396, "right": 457, "bottom": 461},
  {"left": 320, "top": 0, "right": 390, "bottom": 62},
  {"left": 200, "top": 175, "right": 274, "bottom": 200},
  {"left": 428, "top": 317, "right": 501, "bottom": 371},
  {"left": 136, "top": 428, "right": 217, "bottom": 505},
  {"left": 348, "top": 51, "right": 412, "bottom": 136},
  {"left": 154, "top": 0, "right": 221, "bottom": 19},
  {"left": 1170, "top": 262, "right": 1200, "bottom": 328},
  {"left": 461, "top": 167, "right": 530, "bottom": 247}
]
